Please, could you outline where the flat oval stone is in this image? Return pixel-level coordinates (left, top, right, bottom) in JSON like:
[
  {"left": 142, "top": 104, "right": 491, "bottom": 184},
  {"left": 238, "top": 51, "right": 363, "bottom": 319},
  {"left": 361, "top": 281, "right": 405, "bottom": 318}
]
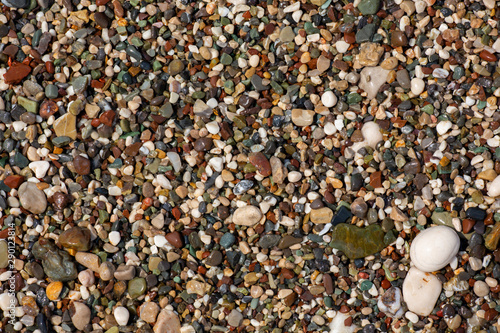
[
  {"left": 128, "top": 277, "right": 147, "bottom": 299},
  {"left": 249, "top": 152, "right": 271, "bottom": 177},
  {"left": 330, "top": 224, "right": 386, "bottom": 259},
  {"left": 310, "top": 207, "right": 333, "bottom": 224},
  {"left": 409, "top": 225, "right": 459, "bottom": 272},
  {"left": 59, "top": 227, "right": 91, "bottom": 251},
  {"left": 232, "top": 205, "right": 263, "bottom": 226},
  {"left": 19, "top": 182, "right": 47, "bottom": 214}
]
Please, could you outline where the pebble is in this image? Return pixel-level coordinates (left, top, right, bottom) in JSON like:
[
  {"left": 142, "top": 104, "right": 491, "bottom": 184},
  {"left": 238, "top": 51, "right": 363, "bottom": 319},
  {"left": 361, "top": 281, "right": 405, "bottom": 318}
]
[
  {"left": 359, "top": 66, "right": 390, "bottom": 99},
  {"left": 70, "top": 302, "right": 91, "bottom": 330},
  {"left": 473, "top": 281, "right": 489, "bottom": 297},
  {"left": 59, "top": 227, "right": 91, "bottom": 251},
  {"left": 0, "top": 241, "right": 7, "bottom": 269},
  {"left": 321, "top": 91, "right": 337, "bottom": 107},
  {"left": 227, "top": 309, "right": 243, "bottom": 327},
  {"left": 232, "top": 206, "right": 263, "bottom": 226},
  {"left": 410, "top": 226, "right": 460, "bottom": 272},
  {"left": 411, "top": 78, "right": 425, "bottom": 95},
  {"left": 139, "top": 302, "right": 160, "bottom": 323},
  {"left": 114, "top": 306, "right": 129, "bottom": 326},
  {"left": 291, "top": 109, "right": 315, "bottom": 126},
  {"left": 18, "top": 182, "right": 47, "bottom": 214},
  {"left": 488, "top": 175, "right": 500, "bottom": 197},
  {"left": 378, "top": 287, "right": 403, "bottom": 318},
  {"left": 403, "top": 267, "right": 442, "bottom": 316},
  {"left": 29, "top": 161, "right": 50, "bottom": 178},
  {"left": 153, "top": 309, "right": 181, "bottom": 333}
]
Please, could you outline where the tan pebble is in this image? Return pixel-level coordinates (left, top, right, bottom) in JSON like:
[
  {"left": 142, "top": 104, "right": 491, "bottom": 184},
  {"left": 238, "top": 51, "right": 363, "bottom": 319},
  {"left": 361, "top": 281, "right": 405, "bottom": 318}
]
[{"left": 380, "top": 57, "right": 398, "bottom": 70}]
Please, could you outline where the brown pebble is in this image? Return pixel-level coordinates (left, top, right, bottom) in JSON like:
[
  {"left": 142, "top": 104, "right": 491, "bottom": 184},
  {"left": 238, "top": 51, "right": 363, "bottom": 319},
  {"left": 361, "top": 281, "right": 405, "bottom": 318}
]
[
  {"left": 165, "top": 231, "right": 183, "bottom": 248},
  {"left": 391, "top": 31, "right": 408, "bottom": 47},
  {"left": 73, "top": 156, "right": 91, "bottom": 175},
  {"left": 249, "top": 152, "right": 271, "bottom": 177}
]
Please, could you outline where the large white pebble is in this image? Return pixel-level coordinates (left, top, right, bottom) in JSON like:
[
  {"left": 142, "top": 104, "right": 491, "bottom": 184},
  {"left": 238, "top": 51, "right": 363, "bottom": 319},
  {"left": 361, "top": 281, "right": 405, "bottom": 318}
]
[
  {"left": 411, "top": 78, "right": 425, "bottom": 95},
  {"left": 402, "top": 267, "right": 442, "bottom": 316},
  {"left": 488, "top": 175, "right": 500, "bottom": 197},
  {"left": 114, "top": 306, "right": 129, "bottom": 326},
  {"left": 410, "top": 225, "right": 459, "bottom": 272},
  {"left": 232, "top": 205, "right": 263, "bottom": 226},
  {"left": 321, "top": 91, "right": 337, "bottom": 108}
]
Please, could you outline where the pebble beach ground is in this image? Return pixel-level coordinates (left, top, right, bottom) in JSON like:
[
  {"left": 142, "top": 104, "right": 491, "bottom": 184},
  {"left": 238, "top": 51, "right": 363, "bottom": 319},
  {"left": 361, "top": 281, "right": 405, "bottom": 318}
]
[{"left": 1, "top": 0, "right": 500, "bottom": 332}]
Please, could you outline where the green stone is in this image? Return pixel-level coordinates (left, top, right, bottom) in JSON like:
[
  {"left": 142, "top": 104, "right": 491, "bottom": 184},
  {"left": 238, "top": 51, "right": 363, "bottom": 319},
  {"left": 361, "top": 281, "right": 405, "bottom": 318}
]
[
  {"left": 220, "top": 53, "right": 233, "bottom": 66},
  {"left": 346, "top": 93, "right": 362, "bottom": 104},
  {"left": 329, "top": 224, "right": 386, "bottom": 259},
  {"left": 421, "top": 104, "right": 434, "bottom": 114},
  {"left": 128, "top": 278, "right": 147, "bottom": 299},
  {"left": 355, "top": 24, "right": 377, "bottom": 43},
  {"left": 431, "top": 211, "right": 452, "bottom": 227},
  {"left": 357, "top": 0, "right": 380, "bottom": 15},
  {"left": 192, "top": 91, "right": 206, "bottom": 99},
  {"left": 72, "top": 76, "right": 89, "bottom": 94},
  {"left": 453, "top": 67, "right": 465, "bottom": 80},
  {"left": 359, "top": 280, "right": 373, "bottom": 291},
  {"left": 17, "top": 96, "right": 38, "bottom": 113},
  {"left": 45, "top": 84, "right": 58, "bottom": 99},
  {"left": 13, "top": 152, "right": 29, "bottom": 168},
  {"left": 52, "top": 136, "right": 72, "bottom": 147},
  {"left": 304, "top": 22, "right": 320, "bottom": 35}
]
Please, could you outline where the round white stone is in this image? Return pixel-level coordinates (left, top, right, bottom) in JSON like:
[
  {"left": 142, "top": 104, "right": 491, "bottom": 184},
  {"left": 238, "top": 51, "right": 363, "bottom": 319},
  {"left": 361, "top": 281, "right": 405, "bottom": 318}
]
[
  {"left": 108, "top": 231, "right": 121, "bottom": 246},
  {"left": 114, "top": 306, "right": 130, "bottom": 326},
  {"left": 488, "top": 175, "right": 500, "bottom": 197},
  {"left": 410, "top": 225, "right": 459, "bottom": 272},
  {"left": 287, "top": 171, "right": 302, "bottom": 182},
  {"left": 411, "top": 78, "right": 425, "bottom": 95},
  {"left": 321, "top": 91, "right": 337, "bottom": 108}
]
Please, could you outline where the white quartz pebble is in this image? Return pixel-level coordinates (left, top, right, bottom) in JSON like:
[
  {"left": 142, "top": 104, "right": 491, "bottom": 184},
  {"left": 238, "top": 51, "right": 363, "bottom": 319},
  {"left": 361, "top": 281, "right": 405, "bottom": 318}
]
[
  {"left": 114, "top": 306, "right": 130, "bottom": 326},
  {"left": 411, "top": 78, "right": 425, "bottom": 95},
  {"left": 321, "top": 91, "right": 337, "bottom": 108},
  {"left": 436, "top": 121, "right": 452, "bottom": 135},
  {"left": 29, "top": 161, "right": 50, "bottom": 179},
  {"left": 403, "top": 267, "right": 442, "bottom": 316},
  {"left": 108, "top": 231, "right": 121, "bottom": 246},
  {"left": 488, "top": 175, "right": 500, "bottom": 197},
  {"left": 410, "top": 225, "right": 459, "bottom": 272}
]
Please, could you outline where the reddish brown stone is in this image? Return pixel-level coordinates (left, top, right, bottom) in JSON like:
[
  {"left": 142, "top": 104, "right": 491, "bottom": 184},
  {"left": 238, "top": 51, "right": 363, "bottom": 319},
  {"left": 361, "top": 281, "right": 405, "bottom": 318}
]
[
  {"left": 4, "top": 62, "right": 32, "bottom": 84},
  {"left": 165, "top": 231, "right": 183, "bottom": 248},
  {"left": 485, "top": 308, "right": 499, "bottom": 321},
  {"left": 480, "top": 50, "right": 497, "bottom": 62},
  {"left": 370, "top": 171, "right": 382, "bottom": 188},
  {"left": 323, "top": 274, "right": 333, "bottom": 294},
  {"left": 99, "top": 110, "right": 115, "bottom": 126},
  {"left": 39, "top": 100, "right": 59, "bottom": 119},
  {"left": 73, "top": 156, "right": 91, "bottom": 175},
  {"left": 280, "top": 268, "right": 294, "bottom": 279},
  {"left": 462, "top": 219, "right": 475, "bottom": 234},
  {"left": 4, "top": 175, "right": 24, "bottom": 189},
  {"left": 124, "top": 142, "right": 142, "bottom": 156},
  {"left": 248, "top": 152, "right": 271, "bottom": 177}
]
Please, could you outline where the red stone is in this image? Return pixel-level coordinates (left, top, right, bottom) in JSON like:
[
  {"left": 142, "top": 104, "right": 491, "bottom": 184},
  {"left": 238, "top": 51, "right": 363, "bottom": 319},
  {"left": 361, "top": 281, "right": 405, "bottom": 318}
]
[
  {"left": 45, "top": 61, "right": 55, "bottom": 74},
  {"left": 165, "top": 231, "right": 183, "bottom": 248},
  {"left": 4, "top": 62, "right": 31, "bottom": 84},
  {"left": 249, "top": 152, "right": 271, "bottom": 177},
  {"left": 4, "top": 175, "right": 24, "bottom": 189},
  {"left": 381, "top": 279, "right": 391, "bottom": 289},
  {"left": 462, "top": 219, "right": 475, "bottom": 234},
  {"left": 99, "top": 110, "right": 115, "bottom": 126},
  {"left": 370, "top": 171, "right": 382, "bottom": 188},
  {"left": 480, "top": 50, "right": 497, "bottom": 62},
  {"left": 39, "top": 100, "right": 58, "bottom": 118},
  {"left": 73, "top": 156, "right": 91, "bottom": 175}
]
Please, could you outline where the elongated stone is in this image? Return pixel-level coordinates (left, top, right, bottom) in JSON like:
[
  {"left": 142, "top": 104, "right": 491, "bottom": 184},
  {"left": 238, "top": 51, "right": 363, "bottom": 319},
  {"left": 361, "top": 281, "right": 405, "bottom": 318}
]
[
  {"left": 330, "top": 224, "right": 386, "bottom": 259},
  {"left": 485, "top": 222, "right": 500, "bottom": 251}
]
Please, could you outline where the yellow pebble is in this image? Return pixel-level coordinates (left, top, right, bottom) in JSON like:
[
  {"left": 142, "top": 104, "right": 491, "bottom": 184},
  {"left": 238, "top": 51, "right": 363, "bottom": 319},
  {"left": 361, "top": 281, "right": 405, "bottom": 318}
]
[{"left": 46, "top": 281, "right": 63, "bottom": 301}]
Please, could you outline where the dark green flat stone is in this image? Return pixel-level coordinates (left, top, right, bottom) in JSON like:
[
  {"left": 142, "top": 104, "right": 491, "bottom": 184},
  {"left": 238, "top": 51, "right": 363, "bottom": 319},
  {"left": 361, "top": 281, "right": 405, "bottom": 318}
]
[{"left": 330, "top": 223, "right": 386, "bottom": 259}]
